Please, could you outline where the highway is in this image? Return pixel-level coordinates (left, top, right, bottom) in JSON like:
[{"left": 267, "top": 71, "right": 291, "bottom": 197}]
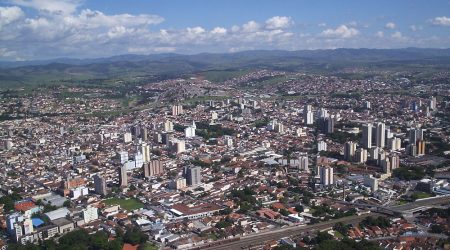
[{"left": 198, "top": 213, "right": 375, "bottom": 250}]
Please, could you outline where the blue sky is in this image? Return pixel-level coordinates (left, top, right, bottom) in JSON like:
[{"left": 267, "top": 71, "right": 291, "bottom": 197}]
[{"left": 0, "top": 0, "right": 450, "bottom": 60}]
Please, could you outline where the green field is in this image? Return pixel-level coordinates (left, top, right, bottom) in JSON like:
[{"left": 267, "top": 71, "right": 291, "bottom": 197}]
[{"left": 103, "top": 198, "right": 144, "bottom": 211}]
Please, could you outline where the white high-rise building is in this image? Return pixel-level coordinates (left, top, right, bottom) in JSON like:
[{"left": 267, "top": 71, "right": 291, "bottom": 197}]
[
  {"left": 118, "top": 151, "right": 128, "bottom": 164},
  {"left": 164, "top": 120, "right": 174, "bottom": 132},
  {"left": 83, "top": 206, "right": 99, "bottom": 224},
  {"left": 376, "top": 122, "right": 386, "bottom": 148},
  {"left": 299, "top": 156, "right": 309, "bottom": 172},
  {"left": 141, "top": 143, "right": 151, "bottom": 163},
  {"left": 319, "top": 166, "right": 334, "bottom": 186},
  {"left": 123, "top": 132, "right": 132, "bottom": 143},
  {"left": 362, "top": 123, "right": 373, "bottom": 149},
  {"left": 275, "top": 123, "right": 285, "bottom": 134},
  {"left": 317, "top": 141, "right": 327, "bottom": 152},
  {"left": 172, "top": 105, "right": 183, "bottom": 116},
  {"left": 355, "top": 148, "right": 368, "bottom": 163},
  {"left": 303, "top": 105, "right": 314, "bottom": 125},
  {"left": 185, "top": 126, "right": 196, "bottom": 138}
]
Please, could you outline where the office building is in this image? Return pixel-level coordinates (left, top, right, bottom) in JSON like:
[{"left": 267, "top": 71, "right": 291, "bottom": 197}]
[
  {"left": 363, "top": 175, "right": 378, "bottom": 192},
  {"left": 361, "top": 123, "right": 372, "bottom": 149},
  {"left": 344, "top": 141, "right": 357, "bottom": 161},
  {"left": 185, "top": 166, "right": 202, "bottom": 186},
  {"left": 93, "top": 175, "right": 107, "bottom": 196},
  {"left": 319, "top": 166, "right": 334, "bottom": 186},
  {"left": 376, "top": 122, "right": 385, "bottom": 148},
  {"left": 119, "top": 166, "right": 128, "bottom": 187}
]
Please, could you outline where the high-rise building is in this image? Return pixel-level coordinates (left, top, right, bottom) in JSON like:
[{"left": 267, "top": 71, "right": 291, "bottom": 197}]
[
  {"left": 185, "top": 166, "right": 202, "bottom": 186},
  {"left": 185, "top": 126, "right": 196, "bottom": 138},
  {"left": 326, "top": 116, "right": 335, "bottom": 134},
  {"left": 317, "top": 141, "right": 327, "bottom": 152},
  {"left": 344, "top": 142, "right": 357, "bottom": 161},
  {"left": 275, "top": 123, "right": 285, "bottom": 134},
  {"left": 172, "top": 105, "right": 183, "bottom": 116},
  {"left": 171, "top": 140, "right": 186, "bottom": 154},
  {"left": 83, "top": 206, "right": 99, "bottom": 224},
  {"left": 299, "top": 156, "right": 309, "bottom": 172},
  {"left": 143, "top": 160, "right": 165, "bottom": 178},
  {"left": 376, "top": 122, "right": 385, "bottom": 148},
  {"left": 94, "top": 174, "right": 107, "bottom": 196},
  {"left": 170, "top": 178, "right": 187, "bottom": 190},
  {"left": 417, "top": 140, "right": 426, "bottom": 155},
  {"left": 117, "top": 151, "right": 128, "bottom": 164},
  {"left": 141, "top": 143, "right": 151, "bottom": 163},
  {"left": 119, "top": 166, "right": 128, "bottom": 187},
  {"left": 364, "top": 101, "right": 371, "bottom": 109},
  {"left": 319, "top": 166, "right": 334, "bottom": 186},
  {"left": 363, "top": 175, "right": 378, "bottom": 192},
  {"left": 303, "top": 105, "right": 314, "bottom": 125},
  {"left": 164, "top": 120, "right": 174, "bottom": 132},
  {"left": 123, "top": 132, "right": 132, "bottom": 143},
  {"left": 429, "top": 96, "right": 437, "bottom": 110},
  {"left": 389, "top": 154, "right": 400, "bottom": 170},
  {"left": 355, "top": 148, "right": 367, "bottom": 163},
  {"left": 141, "top": 127, "right": 148, "bottom": 141},
  {"left": 361, "top": 123, "right": 372, "bottom": 149},
  {"left": 388, "top": 137, "right": 402, "bottom": 151},
  {"left": 407, "top": 144, "right": 417, "bottom": 157}
]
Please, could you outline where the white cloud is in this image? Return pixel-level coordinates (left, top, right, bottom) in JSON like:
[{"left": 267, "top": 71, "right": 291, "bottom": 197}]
[
  {"left": 431, "top": 16, "right": 450, "bottom": 26},
  {"left": 391, "top": 31, "right": 403, "bottom": 39},
  {"left": 211, "top": 27, "right": 227, "bottom": 35},
  {"left": 321, "top": 25, "right": 359, "bottom": 39},
  {"left": 385, "top": 22, "right": 396, "bottom": 29},
  {"left": 318, "top": 23, "right": 327, "bottom": 27},
  {"left": 376, "top": 31, "right": 384, "bottom": 38},
  {"left": 10, "top": 0, "right": 82, "bottom": 14},
  {"left": 0, "top": 6, "right": 24, "bottom": 29},
  {"left": 242, "top": 20, "right": 260, "bottom": 33},
  {"left": 409, "top": 25, "right": 423, "bottom": 32},
  {"left": 265, "top": 16, "right": 292, "bottom": 29}
]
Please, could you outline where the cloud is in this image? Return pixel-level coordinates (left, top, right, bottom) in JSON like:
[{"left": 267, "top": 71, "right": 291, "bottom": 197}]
[
  {"left": 242, "top": 20, "right": 260, "bottom": 33},
  {"left": 431, "top": 16, "right": 450, "bottom": 26},
  {"left": 0, "top": 6, "right": 24, "bottom": 29},
  {"left": 375, "top": 31, "right": 384, "bottom": 38},
  {"left": 391, "top": 31, "right": 403, "bottom": 39},
  {"left": 409, "top": 25, "right": 423, "bottom": 32},
  {"left": 9, "top": 0, "right": 82, "bottom": 14},
  {"left": 385, "top": 22, "right": 396, "bottom": 29},
  {"left": 265, "top": 16, "right": 292, "bottom": 29},
  {"left": 321, "top": 25, "right": 359, "bottom": 39},
  {"left": 211, "top": 27, "right": 227, "bottom": 35}
]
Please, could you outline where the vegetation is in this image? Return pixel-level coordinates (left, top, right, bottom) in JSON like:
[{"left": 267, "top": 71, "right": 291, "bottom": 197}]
[
  {"left": 103, "top": 198, "right": 144, "bottom": 211},
  {"left": 0, "top": 192, "right": 21, "bottom": 212},
  {"left": 393, "top": 166, "right": 426, "bottom": 180},
  {"left": 360, "top": 216, "right": 391, "bottom": 229},
  {"left": 196, "top": 122, "right": 235, "bottom": 140}
]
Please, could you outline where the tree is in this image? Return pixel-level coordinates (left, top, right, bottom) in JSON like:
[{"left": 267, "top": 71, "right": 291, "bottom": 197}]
[
  {"left": 295, "top": 205, "right": 304, "bottom": 213},
  {"left": 124, "top": 227, "right": 148, "bottom": 245}
]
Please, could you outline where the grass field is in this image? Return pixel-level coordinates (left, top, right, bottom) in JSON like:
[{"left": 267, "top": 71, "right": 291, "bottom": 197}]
[{"left": 103, "top": 198, "right": 144, "bottom": 211}]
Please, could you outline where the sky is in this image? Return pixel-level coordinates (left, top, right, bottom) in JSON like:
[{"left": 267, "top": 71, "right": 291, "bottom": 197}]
[{"left": 0, "top": 0, "right": 450, "bottom": 60}]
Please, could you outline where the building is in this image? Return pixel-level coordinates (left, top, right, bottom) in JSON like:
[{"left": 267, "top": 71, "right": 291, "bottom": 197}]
[
  {"left": 303, "top": 105, "right": 314, "bottom": 125},
  {"left": 319, "top": 166, "right": 334, "bottom": 186},
  {"left": 119, "top": 165, "right": 128, "bottom": 187},
  {"left": 170, "top": 178, "right": 187, "bottom": 190},
  {"left": 417, "top": 140, "right": 426, "bottom": 155},
  {"left": 275, "top": 123, "right": 285, "bottom": 134},
  {"left": 185, "top": 126, "right": 196, "bottom": 138},
  {"left": 317, "top": 141, "right": 327, "bottom": 152},
  {"left": 355, "top": 148, "right": 367, "bottom": 163},
  {"left": 141, "top": 143, "right": 151, "bottom": 163},
  {"left": 299, "top": 156, "right": 309, "bottom": 172},
  {"left": 143, "top": 160, "right": 165, "bottom": 178},
  {"left": 171, "top": 140, "right": 186, "bottom": 154},
  {"left": 361, "top": 123, "right": 372, "bottom": 149},
  {"left": 172, "top": 105, "right": 183, "bottom": 116},
  {"left": 185, "top": 166, "right": 202, "bottom": 186},
  {"left": 363, "top": 175, "right": 378, "bottom": 192},
  {"left": 164, "top": 120, "right": 174, "bottom": 132},
  {"left": 117, "top": 151, "right": 128, "bottom": 164},
  {"left": 82, "top": 206, "right": 98, "bottom": 224},
  {"left": 326, "top": 116, "right": 335, "bottom": 134},
  {"left": 376, "top": 122, "right": 385, "bottom": 148},
  {"left": 123, "top": 132, "right": 132, "bottom": 143},
  {"left": 94, "top": 175, "right": 107, "bottom": 196},
  {"left": 344, "top": 142, "right": 357, "bottom": 161}
]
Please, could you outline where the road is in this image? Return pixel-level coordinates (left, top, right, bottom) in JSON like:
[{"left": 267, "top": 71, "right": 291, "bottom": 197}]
[
  {"left": 390, "top": 195, "right": 450, "bottom": 211},
  {"left": 198, "top": 213, "right": 376, "bottom": 250}
]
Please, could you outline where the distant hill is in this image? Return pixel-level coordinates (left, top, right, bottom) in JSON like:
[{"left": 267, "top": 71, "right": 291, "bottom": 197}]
[{"left": 1, "top": 48, "right": 450, "bottom": 87}]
